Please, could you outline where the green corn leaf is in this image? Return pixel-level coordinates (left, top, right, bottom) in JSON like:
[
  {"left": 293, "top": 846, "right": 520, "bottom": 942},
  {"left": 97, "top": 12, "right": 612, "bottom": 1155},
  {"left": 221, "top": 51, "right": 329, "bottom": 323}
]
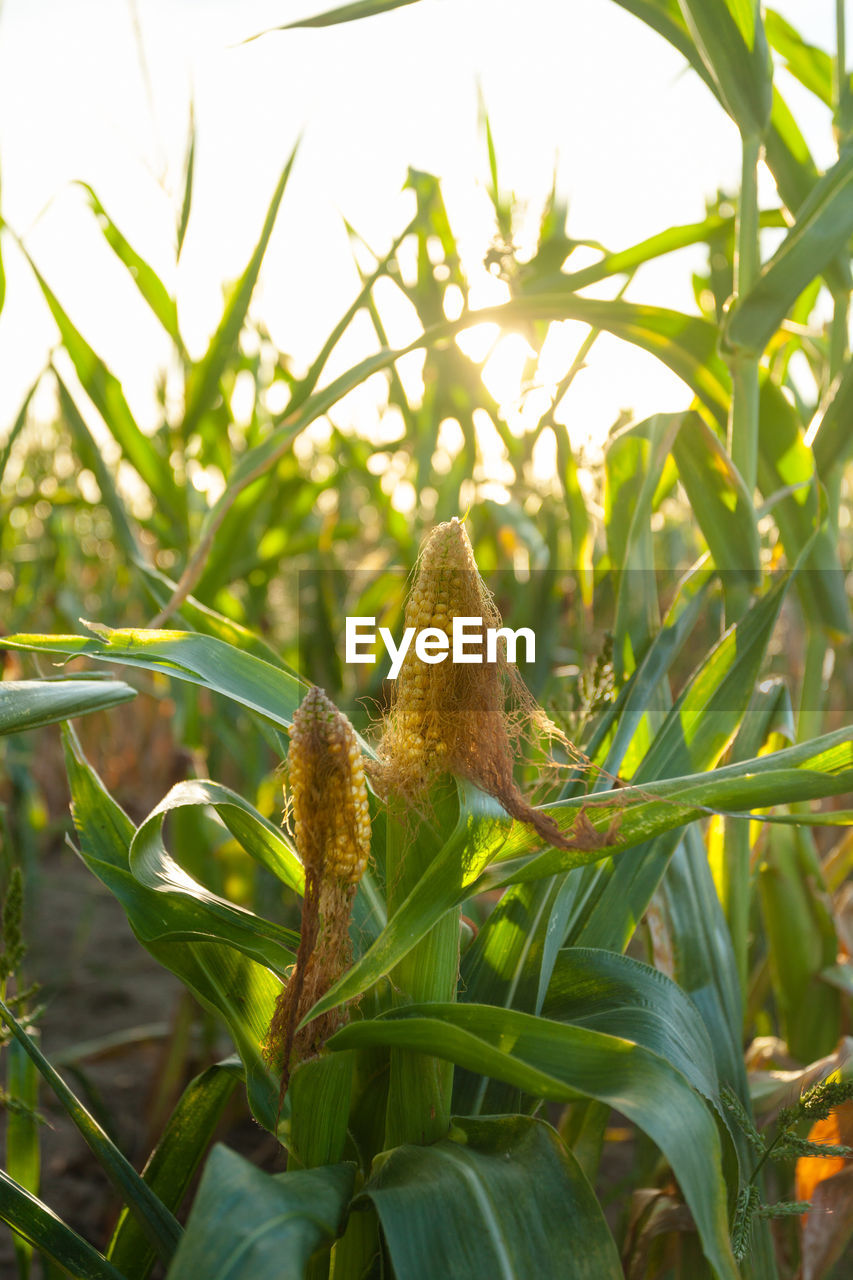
[
  {"left": 137, "top": 563, "right": 296, "bottom": 669},
  {"left": 0, "top": 377, "right": 40, "bottom": 486},
  {"left": 758, "top": 379, "right": 851, "bottom": 635},
  {"left": 611, "top": 1, "right": 850, "bottom": 291},
  {"left": 56, "top": 375, "right": 143, "bottom": 561},
  {"left": 725, "top": 145, "right": 853, "bottom": 356},
  {"left": 605, "top": 417, "right": 673, "bottom": 679},
  {"left": 2, "top": 626, "right": 313, "bottom": 743},
  {"left": 108, "top": 1061, "right": 239, "bottom": 1280},
  {"left": 654, "top": 826, "right": 751, "bottom": 1094},
  {"left": 127, "top": 786, "right": 299, "bottom": 973},
  {"left": 132, "top": 779, "right": 302, "bottom": 893},
  {"left": 759, "top": 823, "right": 841, "bottom": 1060},
  {"left": 632, "top": 566, "right": 789, "bottom": 782},
  {"left": 652, "top": 825, "right": 776, "bottom": 1277},
  {"left": 490, "top": 295, "right": 731, "bottom": 425},
  {"left": 496, "top": 723, "right": 853, "bottom": 880},
  {"left": 764, "top": 88, "right": 853, "bottom": 296},
  {"left": 76, "top": 182, "right": 180, "bottom": 343},
  {"left": 0, "top": 678, "right": 136, "bottom": 736},
  {"left": 247, "top": 0, "right": 423, "bottom": 37},
  {"left": 542, "top": 207, "right": 786, "bottom": 295},
  {"left": 23, "top": 252, "right": 183, "bottom": 525},
  {"left": 165, "top": 1147, "right": 354, "bottom": 1279},
  {"left": 677, "top": 0, "right": 772, "bottom": 138},
  {"left": 592, "top": 569, "right": 713, "bottom": 782},
  {"left": 361, "top": 1115, "right": 622, "bottom": 1280},
  {"left": 62, "top": 727, "right": 282, "bottom": 1131},
  {"left": 177, "top": 102, "right": 195, "bottom": 260},
  {"left": 0, "top": 1170, "right": 125, "bottom": 1280},
  {"left": 6, "top": 1032, "right": 40, "bottom": 1279},
  {"left": 332, "top": 1004, "right": 739, "bottom": 1280},
  {"left": 610, "top": 1, "right": 717, "bottom": 93},
  {"left": 672, "top": 411, "right": 761, "bottom": 588},
  {"left": 182, "top": 144, "right": 298, "bottom": 439},
  {"left": 764, "top": 9, "right": 834, "bottom": 107},
  {"left": 543, "top": 948, "right": 721, "bottom": 1102},
  {"left": 306, "top": 726, "right": 853, "bottom": 1026},
  {"left": 456, "top": 943, "right": 722, "bottom": 1121},
  {"left": 0, "top": 997, "right": 182, "bottom": 1267},
  {"left": 809, "top": 354, "right": 853, "bottom": 477}
]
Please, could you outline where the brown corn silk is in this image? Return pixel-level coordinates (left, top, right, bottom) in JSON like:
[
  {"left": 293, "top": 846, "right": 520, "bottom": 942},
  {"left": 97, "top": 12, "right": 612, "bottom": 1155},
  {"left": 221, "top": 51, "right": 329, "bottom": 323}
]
[
  {"left": 373, "top": 517, "right": 605, "bottom": 851},
  {"left": 265, "top": 687, "right": 370, "bottom": 1093}
]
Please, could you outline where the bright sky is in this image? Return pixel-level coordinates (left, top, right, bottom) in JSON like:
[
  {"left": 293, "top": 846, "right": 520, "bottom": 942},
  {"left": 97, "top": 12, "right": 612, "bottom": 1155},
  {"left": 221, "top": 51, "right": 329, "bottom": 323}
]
[{"left": 0, "top": 0, "right": 841, "bottom": 469}]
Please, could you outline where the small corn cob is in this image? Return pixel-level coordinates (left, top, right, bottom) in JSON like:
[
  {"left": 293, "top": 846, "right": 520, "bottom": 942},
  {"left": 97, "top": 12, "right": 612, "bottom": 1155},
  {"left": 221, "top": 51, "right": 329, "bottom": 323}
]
[
  {"left": 266, "top": 687, "right": 370, "bottom": 1094},
  {"left": 288, "top": 685, "right": 371, "bottom": 884}
]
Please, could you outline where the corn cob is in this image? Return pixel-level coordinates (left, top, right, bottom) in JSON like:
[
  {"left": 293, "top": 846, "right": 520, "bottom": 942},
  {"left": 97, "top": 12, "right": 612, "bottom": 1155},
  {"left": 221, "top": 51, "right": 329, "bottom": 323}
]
[
  {"left": 288, "top": 685, "right": 371, "bottom": 884},
  {"left": 374, "top": 517, "right": 606, "bottom": 852},
  {"left": 265, "top": 687, "right": 370, "bottom": 1095}
]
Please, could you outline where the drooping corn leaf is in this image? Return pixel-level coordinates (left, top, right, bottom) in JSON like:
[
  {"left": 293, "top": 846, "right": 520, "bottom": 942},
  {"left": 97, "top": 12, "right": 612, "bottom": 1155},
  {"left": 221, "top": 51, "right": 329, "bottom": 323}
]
[
  {"left": 672, "top": 410, "right": 760, "bottom": 590},
  {"left": 0, "top": 678, "right": 136, "bottom": 736},
  {"left": 455, "top": 944, "right": 722, "bottom": 1122},
  {"left": 76, "top": 182, "right": 180, "bottom": 342},
  {"left": 125, "top": 788, "right": 298, "bottom": 975},
  {"left": 24, "top": 252, "right": 183, "bottom": 526},
  {"left": 165, "top": 1147, "right": 354, "bottom": 1280},
  {"left": 360, "top": 1115, "right": 622, "bottom": 1280},
  {"left": 57, "top": 374, "right": 143, "bottom": 561},
  {"left": 3, "top": 627, "right": 312, "bottom": 743},
  {"left": 62, "top": 727, "right": 282, "bottom": 1131},
  {"left": 130, "top": 779, "right": 303, "bottom": 895},
  {"left": 332, "top": 1004, "right": 739, "bottom": 1280},
  {"left": 725, "top": 145, "right": 853, "bottom": 356}
]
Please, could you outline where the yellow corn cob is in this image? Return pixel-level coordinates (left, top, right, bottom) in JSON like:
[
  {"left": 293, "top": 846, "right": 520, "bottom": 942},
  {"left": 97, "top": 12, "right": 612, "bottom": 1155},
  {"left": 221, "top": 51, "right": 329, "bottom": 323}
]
[
  {"left": 374, "top": 517, "right": 608, "bottom": 853},
  {"left": 288, "top": 686, "right": 371, "bottom": 884},
  {"left": 265, "top": 687, "right": 371, "bottom": 1090},
  {"left": 389, "top": 517, "right": 489, "bottom": 785}
]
